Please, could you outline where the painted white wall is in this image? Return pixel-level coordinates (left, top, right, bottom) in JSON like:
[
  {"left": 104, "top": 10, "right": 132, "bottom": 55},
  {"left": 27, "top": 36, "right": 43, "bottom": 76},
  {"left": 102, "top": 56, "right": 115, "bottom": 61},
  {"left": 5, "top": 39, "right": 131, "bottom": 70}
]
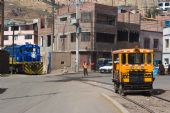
[
  {"left": 4, "top": 26, "right": 34, "bottom": 46},
  {"left": 140, "top": 30, "right": 163, "bottom": 60},
  {"left": 163, "top": 27, "right": 170, "bottom": 67}
]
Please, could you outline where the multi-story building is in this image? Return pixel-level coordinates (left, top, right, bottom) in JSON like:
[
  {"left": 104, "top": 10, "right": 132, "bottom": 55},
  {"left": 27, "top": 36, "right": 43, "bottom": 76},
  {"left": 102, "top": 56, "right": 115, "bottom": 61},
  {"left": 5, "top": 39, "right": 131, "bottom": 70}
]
[
  {"left": 140, "top": 30, "right": 163, "bottom": 61},
  {"left": 4, "top": 21, "right": 38, "bottom": 46},
  {"left": 0, "top": 0, "right": 4, "bottom": 48},
  {"left": 163, "top": 21, "right": 170, "bottom": 67},
  {"left": 117, "top": 8, "right": 140, "bottom": 49},
  {"left": 58, "top": 0, "right": 158, "bottom": 16},
  {"left": 158, "top": 0, "right": 170, "bottom": 11},
  {"left": 54, "top": 3, "right": 117, "bottom": 70},
  {"left": 53, "top": 3, "right": 140, "bottom": 70}
]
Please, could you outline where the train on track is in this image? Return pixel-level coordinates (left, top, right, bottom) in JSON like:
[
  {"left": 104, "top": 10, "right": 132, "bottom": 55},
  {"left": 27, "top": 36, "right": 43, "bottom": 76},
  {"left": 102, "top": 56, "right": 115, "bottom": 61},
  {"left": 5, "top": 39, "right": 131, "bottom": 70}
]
[
  {"left": 112, "top": 47, "right": 154, "bottom": 95},
  {"left": 4, "top": 44, "right": 43, "bottom": 75}
]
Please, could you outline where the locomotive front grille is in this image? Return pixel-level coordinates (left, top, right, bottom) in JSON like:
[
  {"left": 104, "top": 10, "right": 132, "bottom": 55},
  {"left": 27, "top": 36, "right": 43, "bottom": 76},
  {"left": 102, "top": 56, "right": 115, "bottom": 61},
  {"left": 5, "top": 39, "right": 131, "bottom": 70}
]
[{"left": 129, "top": 71, "right": 144, "bottom": 83}]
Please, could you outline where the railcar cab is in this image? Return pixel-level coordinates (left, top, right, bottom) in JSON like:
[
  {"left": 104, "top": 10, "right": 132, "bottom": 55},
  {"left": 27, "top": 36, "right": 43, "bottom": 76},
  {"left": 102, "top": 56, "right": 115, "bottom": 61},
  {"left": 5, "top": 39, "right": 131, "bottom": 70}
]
[{"left": 112, "top": 48, "right": 154, "bottom": 96}]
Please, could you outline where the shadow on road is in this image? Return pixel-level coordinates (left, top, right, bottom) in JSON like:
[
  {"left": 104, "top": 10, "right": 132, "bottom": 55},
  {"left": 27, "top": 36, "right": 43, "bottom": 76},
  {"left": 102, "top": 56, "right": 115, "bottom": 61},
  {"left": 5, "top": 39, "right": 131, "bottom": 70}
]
[
  {"left": 152, "top": 89, "right": 166, "bottom": 95},
  {"left": 45, "top": 75, "right": 113, "bottom": 86},
  {"left": 0, "top": 88, "right": 7, "bottom": 94},
  {"left": 0, "top": 92, "right": 58, "bottom": 100}
]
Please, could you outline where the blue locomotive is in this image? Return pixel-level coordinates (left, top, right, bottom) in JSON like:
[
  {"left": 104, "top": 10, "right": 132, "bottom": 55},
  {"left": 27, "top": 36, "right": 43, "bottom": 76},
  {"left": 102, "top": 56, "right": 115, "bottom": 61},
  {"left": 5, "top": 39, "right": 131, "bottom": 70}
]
[{"left": 4, "top": 44, "right": 43, "bottom": 75}]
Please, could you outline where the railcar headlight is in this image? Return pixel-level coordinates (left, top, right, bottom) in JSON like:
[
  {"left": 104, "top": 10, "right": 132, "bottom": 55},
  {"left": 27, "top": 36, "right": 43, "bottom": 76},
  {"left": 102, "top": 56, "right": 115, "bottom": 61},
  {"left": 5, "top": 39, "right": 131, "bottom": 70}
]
[
  {"left": 141, "top": 65, "right": 144, "bottom": 69},
  {"left": 136, "top": 66, "right": 140, "bottom": 69},
  {"left": 130, "top": 65, "right": 133, "bottom": 70}
]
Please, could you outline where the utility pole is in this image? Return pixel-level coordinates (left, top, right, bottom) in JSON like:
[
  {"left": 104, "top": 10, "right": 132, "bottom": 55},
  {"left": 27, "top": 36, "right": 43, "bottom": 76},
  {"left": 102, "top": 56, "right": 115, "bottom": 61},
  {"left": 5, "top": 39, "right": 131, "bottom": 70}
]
[
  {"left": 52, "top": 0, "right": 55, "bottom": 51},
  {"left": 0, "top": 0, "right": 4, "bottom": 47},
  {"left": 41, "top": 0, "right": 58, "bottom": 51},
  {"left": 76, "top": 0, "right": 80, "bottom": 72}
]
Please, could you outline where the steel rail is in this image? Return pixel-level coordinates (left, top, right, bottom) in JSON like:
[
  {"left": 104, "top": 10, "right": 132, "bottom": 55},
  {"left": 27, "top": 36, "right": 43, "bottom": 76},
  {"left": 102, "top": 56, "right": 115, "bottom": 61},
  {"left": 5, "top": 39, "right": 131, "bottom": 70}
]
[{"left": 152, "top": 95, "right": 170, "bottom": 103}]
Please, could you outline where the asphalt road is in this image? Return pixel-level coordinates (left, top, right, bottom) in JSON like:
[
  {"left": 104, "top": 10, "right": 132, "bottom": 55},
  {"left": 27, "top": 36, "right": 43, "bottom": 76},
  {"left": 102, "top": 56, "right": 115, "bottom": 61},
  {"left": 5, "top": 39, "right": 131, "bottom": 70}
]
[{"left": 0, "top": 73, "right": 121, "bottom": 113}]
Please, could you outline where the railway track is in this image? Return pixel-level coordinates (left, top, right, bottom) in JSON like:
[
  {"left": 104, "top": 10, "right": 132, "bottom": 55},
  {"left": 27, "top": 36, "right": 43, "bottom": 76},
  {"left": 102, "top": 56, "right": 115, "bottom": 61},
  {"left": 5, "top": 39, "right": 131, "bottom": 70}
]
[
  {"left": 79, "top": 79, "right": 155, "bottom": 113},
  {"left": 121, "top": 96, "right": 155, "bottom": 113},
  {"left": 80, "top": 78, "right": 170, "bottom": 113},
  {"left": 60, "top": 75, "right": 170, "bottom": 113},
  {"left": 152, "top": 95, "right": 170, "bottom": 103}
]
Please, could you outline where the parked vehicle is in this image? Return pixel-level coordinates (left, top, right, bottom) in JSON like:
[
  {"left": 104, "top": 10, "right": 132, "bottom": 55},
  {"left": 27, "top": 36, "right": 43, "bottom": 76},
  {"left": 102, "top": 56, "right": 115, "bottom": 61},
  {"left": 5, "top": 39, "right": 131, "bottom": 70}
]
[
  {"left": 3, "top": 44, "right": 43, "bottom": 75},
  {"left": 96, "top": 58, "right": 111, "bottom": 70},
  {"left": 99, "top": 61, "right": 112, "bottom": 73},
  {"left": 112, "top": 48, "right": 154, "bottom": 95}
]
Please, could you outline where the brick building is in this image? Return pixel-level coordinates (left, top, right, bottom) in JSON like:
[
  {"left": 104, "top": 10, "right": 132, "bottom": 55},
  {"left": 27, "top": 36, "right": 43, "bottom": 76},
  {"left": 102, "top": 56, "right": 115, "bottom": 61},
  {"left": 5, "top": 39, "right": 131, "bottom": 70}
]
[
  {"left": 0, "top": 0, "right": 4, "bottom": 48},
  {"left": 53, "top": 3, "right": 140, "bottom": 70},
  {"left": 58, "top": 0, "right": 158, "bottom": 16}
]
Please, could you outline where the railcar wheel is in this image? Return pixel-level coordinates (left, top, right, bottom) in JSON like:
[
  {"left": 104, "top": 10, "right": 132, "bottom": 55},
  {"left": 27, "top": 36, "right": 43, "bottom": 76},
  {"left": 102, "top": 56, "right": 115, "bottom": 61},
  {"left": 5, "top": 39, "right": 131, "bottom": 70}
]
[
  {"left": 114, "top": 83, "right": 118, "bottom": 93},
  {"left": 145, "top": 90, "right": 153, "bottom": 96},
  {"left": 118, "top": 85, "right": 125, "bottom": 96}
]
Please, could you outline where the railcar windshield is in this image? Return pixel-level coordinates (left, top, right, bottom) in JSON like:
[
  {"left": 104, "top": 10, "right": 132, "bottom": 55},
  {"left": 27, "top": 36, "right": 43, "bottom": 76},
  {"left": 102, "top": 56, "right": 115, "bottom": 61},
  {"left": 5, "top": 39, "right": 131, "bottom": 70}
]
[{"left": 128, "top": 53, "right": 144, "bottom": 64}]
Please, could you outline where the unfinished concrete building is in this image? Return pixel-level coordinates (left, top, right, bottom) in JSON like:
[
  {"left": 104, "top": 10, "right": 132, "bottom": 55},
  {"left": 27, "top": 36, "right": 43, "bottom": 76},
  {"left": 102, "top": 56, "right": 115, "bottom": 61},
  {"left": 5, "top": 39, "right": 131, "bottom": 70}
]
[
  {"left": 57, "top": 0, "right": 158, "bottom": 16},
  {"left": 117, "top": 9, "right": 140, "bottom": 49},
  {"left": 53, "top": 3, "right": 140, "bottom": 70}
]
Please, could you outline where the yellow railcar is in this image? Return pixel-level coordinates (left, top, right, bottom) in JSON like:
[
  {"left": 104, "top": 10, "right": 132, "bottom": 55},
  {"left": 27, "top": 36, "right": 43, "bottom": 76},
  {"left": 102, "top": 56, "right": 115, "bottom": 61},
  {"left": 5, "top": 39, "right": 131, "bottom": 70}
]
[{"left": 112, "top": 48, "right": 154, "bottom": 95}]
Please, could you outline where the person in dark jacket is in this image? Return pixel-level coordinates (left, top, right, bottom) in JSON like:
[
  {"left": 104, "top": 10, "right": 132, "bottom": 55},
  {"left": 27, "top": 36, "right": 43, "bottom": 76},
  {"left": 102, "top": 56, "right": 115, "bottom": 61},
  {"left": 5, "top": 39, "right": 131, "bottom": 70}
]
[
  {"left": 168, "top": 64, "right": 170, "bottom": 75},
  {"left": 159, "top": 64, "right": 165, "bottom": 75}
]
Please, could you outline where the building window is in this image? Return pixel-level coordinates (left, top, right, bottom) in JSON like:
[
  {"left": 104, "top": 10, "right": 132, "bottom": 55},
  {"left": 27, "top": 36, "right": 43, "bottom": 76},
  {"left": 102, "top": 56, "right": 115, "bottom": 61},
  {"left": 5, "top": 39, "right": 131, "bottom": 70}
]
[
  {"left": 81, "top": 12, "right": 92, "bottom": 23},
  {"left": 47, "top": 35, "right": 51, "bottom": 47},
  {"left": 117, "top": 30, "right": 128, "bottom": 41},
  {"left": 41, "top": 17, "right": 45, "bottom": 28},
  {"left": 96, "top": 14, "right": 116, "bottom": 26},
  {"left": 144, "top": 38, "right": 150, "bottom": 48},
  {"left": 165, "top": 39, "right": 169, "bottom": 48},
  {"left": 25, "top": 35, "right": 32, "bottom": 39},
  {"left": 165, "top": 58, "right": 169, "bottom": 64},
  {"left": 60, "top": 17, "right": 67, "bottom": 22},
  {"left": 165, "top": 2, "right": 169, "bottom": 6},
  {"left": 153, "top": 39, "right": 159, "bottom": 49},
  {"left": 4, "top": 27, "right": 8, "bottom": 31},
  {"left": 81, "top": 32, "right": 90, "bottom": 42},
  {"left": 14, "top": 35, "right": 18, "bottom": 40},
  {"left": 71, "top": 33, "right": 76, "bottom": 42},
  {"left": 159, "top": 3, "right": 163, "bottom": 6},
  {"left": 129, "top": 32, "right": 139, "bottom": 42},
  {"left": 11, "top": 26, "right": 19, "bottom": 31},
  {"left": 20, "top": 25, "right": 33, "bottom": 30},
  {"left": 4, "top": 35, "right": 9, "bottom": 40},
  {"left": 71, "top": 13, "right": 76, "bottom": 19},
  {"left": 96, "top": 33, "right": 115, "bottom": 43}
]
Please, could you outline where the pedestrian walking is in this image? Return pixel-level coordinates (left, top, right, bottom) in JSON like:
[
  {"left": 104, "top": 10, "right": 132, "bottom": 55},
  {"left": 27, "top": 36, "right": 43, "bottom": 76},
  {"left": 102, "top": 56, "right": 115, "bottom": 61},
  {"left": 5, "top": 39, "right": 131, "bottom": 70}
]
[{"left": 82, "top": 61, "right": 88, "bottom": 77}]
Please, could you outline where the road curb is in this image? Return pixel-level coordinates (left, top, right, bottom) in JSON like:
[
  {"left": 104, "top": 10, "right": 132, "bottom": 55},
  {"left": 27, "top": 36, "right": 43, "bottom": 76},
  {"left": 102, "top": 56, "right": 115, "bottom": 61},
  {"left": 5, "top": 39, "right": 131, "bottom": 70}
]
[{"left": 101, "top": 93, "right": 129, "bottom": 113}]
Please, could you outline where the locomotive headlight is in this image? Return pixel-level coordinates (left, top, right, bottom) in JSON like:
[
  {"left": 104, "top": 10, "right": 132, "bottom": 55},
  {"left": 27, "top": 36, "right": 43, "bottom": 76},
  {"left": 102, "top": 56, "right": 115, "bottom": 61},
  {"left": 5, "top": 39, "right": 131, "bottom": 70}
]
[
  {"left": 31, "top": 52, "right": 36, "bottom": 58},
  {"left": 16, "top": 57, "right": 19, "bottom": 61}
]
